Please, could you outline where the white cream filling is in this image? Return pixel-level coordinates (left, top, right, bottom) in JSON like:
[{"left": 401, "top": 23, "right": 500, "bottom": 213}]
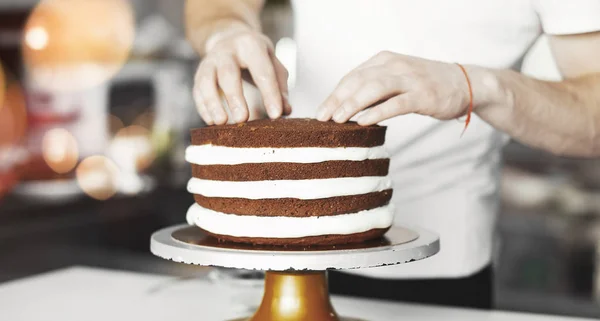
[
  {"left": 187, "top": 176, "right": 392, "bottom": 199},
  {"left": 186, "top": 203, "right": 395, "bottom": 238},
  {"left": 185, "top": 144, "right": 389, "bottom": 165}
]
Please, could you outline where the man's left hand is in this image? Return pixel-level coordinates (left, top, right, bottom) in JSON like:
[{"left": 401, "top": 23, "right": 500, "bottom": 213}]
[{"left": 316, "top": 51, "right": 473, "bottom": 126}]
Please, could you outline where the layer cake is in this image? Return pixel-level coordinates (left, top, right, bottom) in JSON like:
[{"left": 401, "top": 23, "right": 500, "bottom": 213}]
[{"left": 185, "top": 118, "right": 394, "bottom": 246}]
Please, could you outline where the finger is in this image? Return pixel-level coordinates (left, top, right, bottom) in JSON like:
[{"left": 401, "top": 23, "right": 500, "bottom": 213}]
[
  {"left": 271, "top": 55, "right": 291, "bottom": 115},
  {"left": 357, "top": 93, "right": 418, "bottom": 126},
  {"left": 192, "top": 83, "right": 213, "bottom": 125},
  {"left": 193, "top": 63, "right": 214, "bottom": 125},
  {"left": 282, "top": 93, "right": 292, "bottom": 116},
  {"left": 316, "top": 51, "right": 401, "bottom": 122},
  {"left": 331, "top": 78, "right": 398, "bottom": 123},
  {"left": 317, "top": 72, "right": 364, "bottom": 121},
  {"left": 317, "top": 67, "right": 380, "bottom": 121},
  {"left": 216, "top": 55, "right": 249, "bottom": 123},
  {"left": 238, "top": 43, "right": 283, "bottom": 119},
  {"left": 196, "top": 62, "right": 227, "bottom": 125}
]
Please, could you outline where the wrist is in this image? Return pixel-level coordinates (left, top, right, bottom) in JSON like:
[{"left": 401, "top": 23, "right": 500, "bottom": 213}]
[
  {"left": 462, "top": 64, "right": 508, "bottom": 110},
  {"left": 204, "top": 20, "right": 252, "bottom": 53},
  {"left": 188, "top": 19, "right": 252, "bottom": 56}
]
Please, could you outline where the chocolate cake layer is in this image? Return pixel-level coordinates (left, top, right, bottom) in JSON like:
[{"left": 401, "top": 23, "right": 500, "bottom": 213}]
[
  {"left": 200, "top": 227, "right": 390, "bottom": 246},
  {"left": 191, "top": 159, "right": 389, "bottom": 181},
  {"left": 193, "top": 190, "right": 392, "bottom": 217},
  {"left": 191, "top": 118, "right": 386, "bottom": 147}
]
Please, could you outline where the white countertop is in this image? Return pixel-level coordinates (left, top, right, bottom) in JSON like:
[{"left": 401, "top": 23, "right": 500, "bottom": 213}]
[{"left": 0, "top": 266, "right": 592, "bottom": 321}]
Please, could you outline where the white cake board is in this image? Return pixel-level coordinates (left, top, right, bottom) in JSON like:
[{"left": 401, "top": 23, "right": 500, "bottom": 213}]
[{"left": 150, "top": 224, "right": 439, "bottom": 271}]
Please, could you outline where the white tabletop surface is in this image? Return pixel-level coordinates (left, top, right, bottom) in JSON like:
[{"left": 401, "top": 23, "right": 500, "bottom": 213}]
[{"left": 0, "top": 266, "right": 593, "bottom": 321}]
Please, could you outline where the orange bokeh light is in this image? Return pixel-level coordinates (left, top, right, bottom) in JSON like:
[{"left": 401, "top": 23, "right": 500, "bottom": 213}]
[
  {"left": 0, "top": 83, "right": 28, "bottom": 147},
  {"left": 132, "top": 111, "right": 155, "bottom": 130},
  {"left": 108, "top": 114, "right": 125, "bottom": 136},
  {"left": 0, "top": 62, "right": 5, "bottom": 108},
  {"left": 111, "top": 125, "right": 155, "bottom": 172},
  {"left": 76, "top": 155, "right": 120, "bottom": 200},
  {"left": 22, "top": 0, "right": 135, "bottom": 91},
  {"left": 41, "top": 128, "right": 79, "bottom": 174}
]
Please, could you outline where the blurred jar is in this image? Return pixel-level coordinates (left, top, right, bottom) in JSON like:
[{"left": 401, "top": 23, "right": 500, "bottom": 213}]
[
  {"left": 11, "top": 65, "right": 112, "bottom": 200},
  {"left": 12, "top": 0, "right": 134, "bottom": 200},
  {"left": 19, "top": 77, "right": 109, "bottom": 181}
]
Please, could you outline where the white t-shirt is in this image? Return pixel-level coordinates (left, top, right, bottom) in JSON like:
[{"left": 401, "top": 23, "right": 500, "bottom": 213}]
[{"left": 288, "top": 0, "right": 600, "bottom": 278}]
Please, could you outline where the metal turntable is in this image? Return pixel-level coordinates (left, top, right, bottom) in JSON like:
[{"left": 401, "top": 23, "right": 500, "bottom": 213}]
[{"left": 151, "top": 224, "right": 439, "bottom": 321}]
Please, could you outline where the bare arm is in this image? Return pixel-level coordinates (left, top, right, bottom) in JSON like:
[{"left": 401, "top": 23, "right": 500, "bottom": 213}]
[
  {"left": 185, "top": 0, "right": 264, "bottom": 56},
  {"left": 318, "top": 32, "right": 600, "bottom": 158},
  {"left": 471, "top": 32, "right": 600, "bottom": 157}
]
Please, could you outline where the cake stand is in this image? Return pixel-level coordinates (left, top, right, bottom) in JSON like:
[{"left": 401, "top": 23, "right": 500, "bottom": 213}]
[{"left": 150, "top": 224, "right": 439, "bottom": 321}]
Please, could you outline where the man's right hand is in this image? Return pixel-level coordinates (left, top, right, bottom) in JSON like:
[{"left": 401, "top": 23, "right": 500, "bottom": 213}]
[{"left": 193, "top": 24, "right": 291, "bottom": 125}]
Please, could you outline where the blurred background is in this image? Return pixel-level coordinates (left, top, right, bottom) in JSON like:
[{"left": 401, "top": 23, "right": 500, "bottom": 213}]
[{"left": 0, "top": 0, "right": 599, "bottom": 318}]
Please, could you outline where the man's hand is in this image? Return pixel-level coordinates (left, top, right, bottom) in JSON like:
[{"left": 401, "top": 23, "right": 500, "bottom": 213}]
[
  {"left": 317, "top": 52, "right": 474, "bottom": 126},
  {"left": 193, "top": 24, "right": 291, "bottom": 126},
  {"left": 318, "top": 36, "right": 600, "bottom": 158}
]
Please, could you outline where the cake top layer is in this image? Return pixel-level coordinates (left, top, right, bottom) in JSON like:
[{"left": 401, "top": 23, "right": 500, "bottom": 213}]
[{"left": 191, "top": 118, "right": 386, "bottom": 148}]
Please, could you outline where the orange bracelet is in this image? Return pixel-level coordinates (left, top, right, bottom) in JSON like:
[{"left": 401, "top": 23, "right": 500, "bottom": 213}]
[{"left": 456, "top": 63, "right": 473, "bottom": 136}]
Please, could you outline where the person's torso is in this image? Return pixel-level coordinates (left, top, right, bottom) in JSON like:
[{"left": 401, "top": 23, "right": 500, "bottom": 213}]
[
  {"left": 289, "top": 0, "right": 541, "bottom": 199},
  {"left": 287, "top": 0, "right": 543, "bottom": 277}
]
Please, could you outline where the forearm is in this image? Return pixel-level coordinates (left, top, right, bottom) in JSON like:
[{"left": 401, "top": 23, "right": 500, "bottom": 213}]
[
  {"left": 470, "top": 67, "right": 600, "bottom": 157},
  {"left": 185, "top": 0, "right": 264, "bottom": 56}
]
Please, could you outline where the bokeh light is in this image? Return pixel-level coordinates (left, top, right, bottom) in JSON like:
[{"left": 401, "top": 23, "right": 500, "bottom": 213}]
[
  {"left": 22, "top": 0, "right": 135, "bottom": 91},
  {"left": 132, "top": 111, "right": 155, "bottom": 130},
  {"left": 0, "top": 62, "right": 5, "bottom": 108},
  {"left": 110, "top": 125, "right": 155, "bottom": 172},
  {"left": 41, "top": 128, "right": 78, "bottom": 174},
  {"left": 24, "top": 26, "right": 49, "bottom": 51},
  {"left": 108, "top": 114, "right": 125, "bottom": 136},
  {"left": 76, "top": 155, "right": 119, "bottom": 200},
  {"left": 0, "top": 83, "right": 28, "bottom": 147}
]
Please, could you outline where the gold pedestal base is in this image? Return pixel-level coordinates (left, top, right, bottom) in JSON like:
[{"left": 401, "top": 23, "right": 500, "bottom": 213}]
[{"left": 231, "top": 271, "right": 363, "bottom": 321}]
